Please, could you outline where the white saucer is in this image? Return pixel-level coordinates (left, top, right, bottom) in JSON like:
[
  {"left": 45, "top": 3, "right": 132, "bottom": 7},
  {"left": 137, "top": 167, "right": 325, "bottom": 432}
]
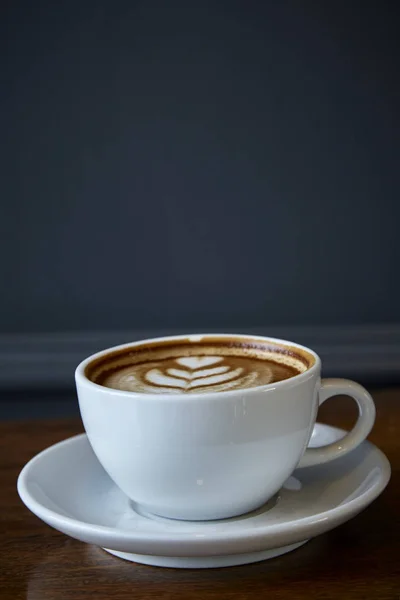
[{"left": 17, "top": 424, "right": 390, "bottom": 569}]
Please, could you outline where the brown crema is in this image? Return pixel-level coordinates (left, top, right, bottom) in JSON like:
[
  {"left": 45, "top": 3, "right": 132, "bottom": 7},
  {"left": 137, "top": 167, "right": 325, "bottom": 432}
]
[{"left": 86, "top": 336, "right": 314, "bottom": 395}]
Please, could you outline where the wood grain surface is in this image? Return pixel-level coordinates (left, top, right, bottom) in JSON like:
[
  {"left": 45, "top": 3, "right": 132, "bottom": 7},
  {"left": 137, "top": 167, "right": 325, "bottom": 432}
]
[{"left": 0, "top": 388, "right": 398, "bottom": 599}]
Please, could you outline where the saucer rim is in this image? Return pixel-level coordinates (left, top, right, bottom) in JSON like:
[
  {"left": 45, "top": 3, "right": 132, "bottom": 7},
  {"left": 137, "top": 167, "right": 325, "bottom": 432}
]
[{"left": 17, "top": 425, "right": 391, "bottom": 557}]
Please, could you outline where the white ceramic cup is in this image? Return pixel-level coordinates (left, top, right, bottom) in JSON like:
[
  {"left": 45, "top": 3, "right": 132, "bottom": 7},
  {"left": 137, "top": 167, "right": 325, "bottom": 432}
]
[{"left": 75, "top": 333, "right": 376, "bottom": 521}]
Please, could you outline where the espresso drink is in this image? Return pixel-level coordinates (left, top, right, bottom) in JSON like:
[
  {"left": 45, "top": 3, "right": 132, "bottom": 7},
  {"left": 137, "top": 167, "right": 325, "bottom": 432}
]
[{"left": 86, "top": 336, "right": 313, "bottom": 394}]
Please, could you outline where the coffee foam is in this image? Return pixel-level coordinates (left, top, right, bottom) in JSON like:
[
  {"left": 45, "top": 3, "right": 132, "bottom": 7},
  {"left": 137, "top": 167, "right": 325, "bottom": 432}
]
[{"left": 86, "top": 337, "right": 314, "bottom": 395}]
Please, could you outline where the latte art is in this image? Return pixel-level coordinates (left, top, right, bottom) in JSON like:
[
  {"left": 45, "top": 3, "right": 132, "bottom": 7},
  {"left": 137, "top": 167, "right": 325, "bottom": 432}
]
[
  {"left": 87, "top": 336, "right": 312, "bottom": 394},
  {"left": 103, "top": 355, "right": 271, "bottom": 394}
]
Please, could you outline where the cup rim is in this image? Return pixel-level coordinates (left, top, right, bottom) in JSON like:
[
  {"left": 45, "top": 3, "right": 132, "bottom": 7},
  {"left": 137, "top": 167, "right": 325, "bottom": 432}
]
[
  {"left": 75, "top": 333, "right": 321, "bottom": 402},
  {"left": 75, "top": 333, "right": 321, "bottom": 399}
]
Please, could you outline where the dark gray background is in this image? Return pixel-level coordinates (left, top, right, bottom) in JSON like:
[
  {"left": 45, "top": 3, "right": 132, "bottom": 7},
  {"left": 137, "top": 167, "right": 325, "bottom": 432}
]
[
  {"left": 2, "top": 1, "right": 399, "bottom": 334},
  {"left": 1, "top": 1, "right": 399, "bottom": 418}
]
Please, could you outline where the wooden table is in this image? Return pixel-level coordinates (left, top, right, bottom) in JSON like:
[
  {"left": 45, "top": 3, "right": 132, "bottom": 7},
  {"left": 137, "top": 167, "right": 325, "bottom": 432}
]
[{"left": 0, "top": 388, "right": 399, "bottom": 599}]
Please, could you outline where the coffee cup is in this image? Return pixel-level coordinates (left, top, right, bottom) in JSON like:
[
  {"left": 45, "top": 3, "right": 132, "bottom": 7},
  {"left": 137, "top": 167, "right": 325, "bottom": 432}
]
[{"left": 75, "top": 333, "right": 376, "bottom": 521}]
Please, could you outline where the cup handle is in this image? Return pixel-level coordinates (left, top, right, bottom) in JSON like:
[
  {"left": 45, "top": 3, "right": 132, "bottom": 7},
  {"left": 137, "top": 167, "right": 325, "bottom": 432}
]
[{"left": 298, "top": 378, "right": 376, "bottom": 468}]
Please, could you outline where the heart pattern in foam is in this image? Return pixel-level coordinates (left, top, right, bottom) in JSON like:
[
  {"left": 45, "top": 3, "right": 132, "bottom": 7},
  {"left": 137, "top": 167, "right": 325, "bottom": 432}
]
[
  {"left": 103, "top": 355, "right": 274, "bottom": 394},
  {"left": 145, "top": 356, "right": 252, "bottom": 391}
]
